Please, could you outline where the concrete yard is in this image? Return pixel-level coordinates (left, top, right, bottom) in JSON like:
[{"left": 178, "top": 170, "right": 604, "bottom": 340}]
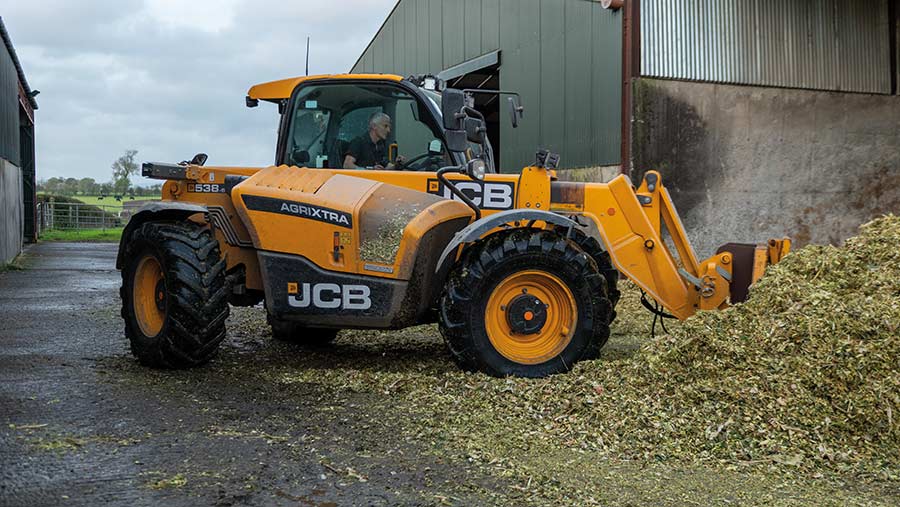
[
  {"left": 1, "top": 242, "right": 898, "bottom": 506},
  {"left": 0, "top": 243, "right": 507, "bottom": 506}
]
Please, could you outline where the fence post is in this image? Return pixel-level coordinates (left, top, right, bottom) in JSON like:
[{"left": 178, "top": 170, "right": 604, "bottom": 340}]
[{"left": 75, "top": 203, "right": 80, "bottom": 230}]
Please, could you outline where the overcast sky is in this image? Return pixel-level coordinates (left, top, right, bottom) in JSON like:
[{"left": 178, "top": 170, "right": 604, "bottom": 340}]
[{"left": 4, "top": 0, "right": 396, "bottom": 185}]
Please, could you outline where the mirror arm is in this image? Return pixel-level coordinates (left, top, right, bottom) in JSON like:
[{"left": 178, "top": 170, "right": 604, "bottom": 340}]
[
  {"left": 462, "top": 106, "right": 496, "bottom": 173},
  {"left": 462, "top": 105, "right": 485, "bottom": 122}
]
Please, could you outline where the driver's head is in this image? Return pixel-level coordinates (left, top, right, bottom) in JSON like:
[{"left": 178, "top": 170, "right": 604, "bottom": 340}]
[{"left": 368, "top": 112, "right": 392, "bottom": 142}]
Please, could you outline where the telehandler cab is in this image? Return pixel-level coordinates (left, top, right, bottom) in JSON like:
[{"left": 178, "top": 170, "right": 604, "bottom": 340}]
[{"left": 118, "top": 73, "right": 790, "bottom": 378}]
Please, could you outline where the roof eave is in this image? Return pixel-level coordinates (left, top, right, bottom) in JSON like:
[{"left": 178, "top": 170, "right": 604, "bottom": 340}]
[{"left": 0, "top": 16, "right": 38, "bottom": 110}]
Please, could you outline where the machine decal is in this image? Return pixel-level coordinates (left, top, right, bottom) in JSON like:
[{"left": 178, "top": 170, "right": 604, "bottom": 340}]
[
  {"left": 260, "top": 252, "right": 398, "bottom": 323},
  {"left": 363, "top": 263, "right": 394, "bottom": 274},
  {"left": 187, "top": 183, "right": 226, "bottom": 193},
  {"left": 242, "top": 195, "right": 353, "bottom": 228},
  {"left": 426, "top": 179, "right": 515, "bottom": 210},
  {"left": 288, "top": 282, "right": 372, "bottom": 310}
]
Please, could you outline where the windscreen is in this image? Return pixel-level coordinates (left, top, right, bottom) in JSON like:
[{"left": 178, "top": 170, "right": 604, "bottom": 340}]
[{"left": 285, "top": 82, "right": 449, "bottom": 171}]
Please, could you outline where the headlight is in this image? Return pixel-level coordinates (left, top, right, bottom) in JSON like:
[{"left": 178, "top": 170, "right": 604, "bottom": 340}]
[{"left": 466, "top": 159, "right": 486, "bottom": 181}]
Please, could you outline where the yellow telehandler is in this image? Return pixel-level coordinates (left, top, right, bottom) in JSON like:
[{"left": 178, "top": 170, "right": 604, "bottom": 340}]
[{"left": 117, "top": 73, "right": 789, "bottom": 377}]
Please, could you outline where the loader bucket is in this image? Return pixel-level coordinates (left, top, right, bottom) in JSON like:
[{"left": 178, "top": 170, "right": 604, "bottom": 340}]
[{"left": 716, "top": 239, "right": 791, "bottom": 303}]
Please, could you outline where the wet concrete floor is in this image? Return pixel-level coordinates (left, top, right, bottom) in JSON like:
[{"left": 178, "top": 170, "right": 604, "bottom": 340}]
[{"left": 0, "top": 243, "right": 500, "bottom": 506}]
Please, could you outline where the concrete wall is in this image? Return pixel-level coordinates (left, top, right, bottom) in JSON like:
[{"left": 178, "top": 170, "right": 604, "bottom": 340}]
[
  {"left": 631, "top": 78, "right": 900, "bottom": 257},
  {"left": 556, "top": 165, "right": 622, "bottom": 184},
  {"left": 1, "top": 158, "right": 23, "bottom": 263}
]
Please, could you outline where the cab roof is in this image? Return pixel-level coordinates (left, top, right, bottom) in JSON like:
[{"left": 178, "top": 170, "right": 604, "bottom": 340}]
[{"left": 247, "top": 73, "right": 404, "bottom": 102}]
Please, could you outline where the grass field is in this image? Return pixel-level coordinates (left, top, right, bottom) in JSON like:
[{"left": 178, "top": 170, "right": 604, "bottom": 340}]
[{"left": 39, "top": 228, "right": 123, "bottom": 242}]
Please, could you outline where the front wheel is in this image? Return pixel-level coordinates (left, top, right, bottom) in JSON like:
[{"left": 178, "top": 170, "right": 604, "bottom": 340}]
[
  {"left": 439, "top": 229, "right": 612, "bottom": 378},
  {"left": 120, "top": 221, "right": 229, "bottom": 368}
]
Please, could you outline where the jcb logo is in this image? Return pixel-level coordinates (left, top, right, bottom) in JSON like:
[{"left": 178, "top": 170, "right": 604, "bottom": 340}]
[
  {"left": 287, "top": 282, "right": 371, "bottom": 310},
  {"left": 427, "top": 180, "right": 515, "bottom": 210}
]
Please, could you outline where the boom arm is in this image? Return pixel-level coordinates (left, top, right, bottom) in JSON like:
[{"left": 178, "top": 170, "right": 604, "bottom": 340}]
[{"left": 578, "top": 170, "right": 788, "bottom": 320}]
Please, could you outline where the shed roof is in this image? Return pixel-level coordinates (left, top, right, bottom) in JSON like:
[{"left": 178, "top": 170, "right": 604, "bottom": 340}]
[{"left": 0, "top": 17, "right": 38, "bottom": 110}]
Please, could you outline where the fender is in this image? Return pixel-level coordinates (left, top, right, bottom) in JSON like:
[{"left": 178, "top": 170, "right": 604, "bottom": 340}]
[
  {"left": 115, "top": 202, "right": 208, "bottom": 269},
  {"left": 434, "top": 209, "right": 579, "bottom": 275}
]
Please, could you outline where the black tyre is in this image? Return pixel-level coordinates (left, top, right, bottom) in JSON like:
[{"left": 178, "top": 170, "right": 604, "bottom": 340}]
[
  {"left": 120, "top": 221, "right": 229, "bottom": 368},
  {"left": 553, "top": 226, "right": 621, "bottom": 360},
  {"left": 439, "top": 229, "right": 613, "bottom": 378},
  {"left": 555, "top": 226, "right": 621, "bottom": 319},
  {"left": 267, "top": 314, "right": 339, "bottom": 347}
]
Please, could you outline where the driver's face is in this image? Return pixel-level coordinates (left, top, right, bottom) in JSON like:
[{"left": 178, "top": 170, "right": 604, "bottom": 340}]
[{"left": 373, "top": 119, "right": 391, "bottom": 141}]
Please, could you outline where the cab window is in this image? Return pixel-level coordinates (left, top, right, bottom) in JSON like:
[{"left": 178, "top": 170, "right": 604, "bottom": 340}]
[{"left": 284, "top": 82, "right": 448, "bottom": 171}]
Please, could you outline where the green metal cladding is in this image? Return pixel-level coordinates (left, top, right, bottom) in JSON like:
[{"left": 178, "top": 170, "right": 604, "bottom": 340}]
[{"left": 351, "top": 0, "right": 623, "bottom": 171}]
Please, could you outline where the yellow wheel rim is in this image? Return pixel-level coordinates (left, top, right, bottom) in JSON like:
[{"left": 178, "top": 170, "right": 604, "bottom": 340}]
[
  {"left": 133, "top": 255, "right": 166, "bottom": 337},
  {"left": 484, "top": 270, "right": 577, "bottom": 365}
]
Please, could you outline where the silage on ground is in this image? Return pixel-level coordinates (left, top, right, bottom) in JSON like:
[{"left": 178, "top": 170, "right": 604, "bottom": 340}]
[
  {"left": 576, "top": 214, "right": 900, "bottom": 469},
  {"left": 269, "top": 215, "right": 900, "bottom": 490},
  {"left": 352, "top": 215, "right": 900, "bottom": 472}
]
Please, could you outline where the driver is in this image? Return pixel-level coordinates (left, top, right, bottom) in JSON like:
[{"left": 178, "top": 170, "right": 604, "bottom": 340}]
[{"left": 343, "top": 112, "right": 406, "bottom": 170}]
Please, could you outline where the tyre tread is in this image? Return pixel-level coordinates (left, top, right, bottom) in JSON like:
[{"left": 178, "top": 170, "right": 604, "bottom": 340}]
[
  {"left": 121, "top": 221, "right": 229, "bottom": 368},
  {"left": 439, "top": 229, "right": 613, "bottom": 377}
]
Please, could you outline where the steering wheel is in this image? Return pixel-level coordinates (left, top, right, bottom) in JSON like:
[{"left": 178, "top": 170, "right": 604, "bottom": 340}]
[{"left": 396, "top": 152, "right": 443, "bottom": 171}]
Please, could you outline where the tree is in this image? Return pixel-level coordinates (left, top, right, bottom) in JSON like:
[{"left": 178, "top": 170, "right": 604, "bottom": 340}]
[
  {"left": 78, "top": 177, "right": 97, "bottom": 195},
  {"left": 63, "top": 177, "right": 79, "bottom": 195},
  {"left": 43, "top": 177, "right": 63, "bottom": 195},
  {"left": 112, "top": 149, "right": 139, "bottom": 195}
]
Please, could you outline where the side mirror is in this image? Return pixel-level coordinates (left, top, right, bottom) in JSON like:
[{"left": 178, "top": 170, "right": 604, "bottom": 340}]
[
  {"left": 465, "top": 117, "right": 486, "bottom": 143},
  {"left": 189, "top": 153, "right": 208, "bottom": 166},
  {"left": 508, "top": 96, "right": 524, "bottom": 129},
  {"left": 441, "top": 88, "right": 466, "bottom": 130},
  {"left": 444, "top": 130, "right": 468, "bottom": 153}
]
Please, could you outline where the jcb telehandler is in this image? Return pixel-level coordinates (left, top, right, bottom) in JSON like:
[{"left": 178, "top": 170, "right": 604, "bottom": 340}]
[{"left": 118, "top": 73, "right": 790, "bottom": 378}]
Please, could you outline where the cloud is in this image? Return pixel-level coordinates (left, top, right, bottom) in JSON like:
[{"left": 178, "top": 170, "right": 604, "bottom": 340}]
[{"left": 4, "top": 0, "right": 397, "bottom": 184}]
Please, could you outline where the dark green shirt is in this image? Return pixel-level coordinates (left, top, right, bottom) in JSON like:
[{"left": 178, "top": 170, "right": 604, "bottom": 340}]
[{"left": 346, "top": 135, "right": 387, "bottom": 168}]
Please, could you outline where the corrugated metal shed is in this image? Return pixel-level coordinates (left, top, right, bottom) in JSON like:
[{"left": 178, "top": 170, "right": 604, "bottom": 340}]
[
  {"left": 641, "top": 0, "right": 893, "bottom": 94},
  {"left": 0, "top": 26, "right": 21, "bottom": 166},
  {"left": 352, "top": 0, "right": 623, "bottom": 171}
]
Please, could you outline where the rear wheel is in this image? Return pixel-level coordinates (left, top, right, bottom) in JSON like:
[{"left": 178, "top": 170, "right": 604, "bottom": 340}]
[
  {"left": 439, "top": 229, "right": 612, "bottom": 378},
  {"left": 267, "top": 315, "right": 339, "bottom": 347},
  {"left": 121, "top": 221, "right": 229, "bottom": 368}
]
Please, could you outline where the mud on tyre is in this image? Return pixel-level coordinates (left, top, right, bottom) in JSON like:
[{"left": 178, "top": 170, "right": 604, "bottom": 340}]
[
  {"left": 439, "top": 229, "right": 613, "bottom": 378},
  {"left": 121, "top": 221, "right": 229, "bottom": 368}
]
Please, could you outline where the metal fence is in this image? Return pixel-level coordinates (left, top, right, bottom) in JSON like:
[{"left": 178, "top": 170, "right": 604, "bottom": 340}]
[{"left": 36, "top": 200, "right": 131, "bottom": 235}]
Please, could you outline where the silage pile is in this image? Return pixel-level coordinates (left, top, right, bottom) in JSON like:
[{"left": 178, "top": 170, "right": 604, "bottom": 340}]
[
  {"left": 579, "top": 214, "right": 900, "bottom": 469},
  {"left": 261, "top": 216, "right": 900, "bottom": 483}
]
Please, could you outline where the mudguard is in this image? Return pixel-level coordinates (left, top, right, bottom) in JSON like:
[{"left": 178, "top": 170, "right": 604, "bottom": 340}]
[
  {"left": 115, "top": 201, "right": 208, "bottom": 269},
  {"left": 434, "top": 209, "right": 579, "bottom": 275}
]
